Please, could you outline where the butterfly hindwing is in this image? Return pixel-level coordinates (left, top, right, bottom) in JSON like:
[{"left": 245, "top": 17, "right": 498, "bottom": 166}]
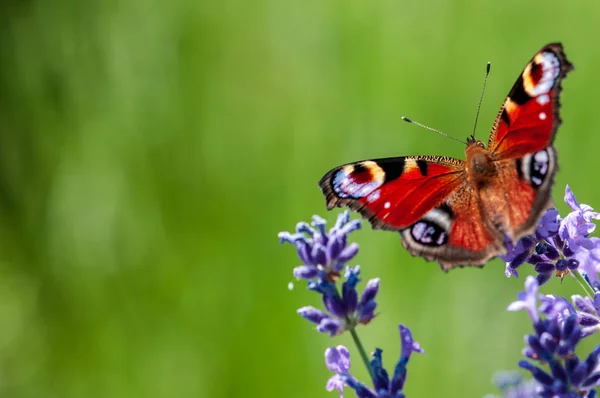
[{"left": 400, "top": 185, "right": 505, "bottom": 270}]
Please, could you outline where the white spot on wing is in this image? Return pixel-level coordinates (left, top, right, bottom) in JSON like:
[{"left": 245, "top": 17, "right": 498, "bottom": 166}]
[
  {"left": 537, "top": 94, "right": 550, "bottom": 105},
  {"left": 539, "top": 112, "right": 547, "bottom": 120},
  {"left": 534, "top": 150, "right": 549, "bottom": 164},
  {"left": 384, "top": 201, "right": 390, "bottom": 209}
]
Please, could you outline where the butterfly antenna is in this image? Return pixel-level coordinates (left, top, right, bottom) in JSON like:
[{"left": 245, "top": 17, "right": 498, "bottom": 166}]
[
  {"left": 471, "top": 62, "right": 491, "bottom": 139},
  {"left": 401, "top": 116, "right": 467, "bottom": 145}
]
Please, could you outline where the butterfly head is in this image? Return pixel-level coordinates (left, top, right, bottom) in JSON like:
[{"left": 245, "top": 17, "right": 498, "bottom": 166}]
[{"left": 466, "top": 135, "right": 485, "bottom": 148}]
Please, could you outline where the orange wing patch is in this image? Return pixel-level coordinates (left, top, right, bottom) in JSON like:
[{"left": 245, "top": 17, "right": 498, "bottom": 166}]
[{"left": 448, "top": 187, "right": 503, "bottom": 253}]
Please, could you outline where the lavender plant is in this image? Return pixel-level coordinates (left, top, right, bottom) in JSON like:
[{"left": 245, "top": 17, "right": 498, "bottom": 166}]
[
  {"left": 279, "top": 185, "right": 600, "bottom": 397},
  {"left": 505, "top": 276, "right": 600, "bottom": 397},
  {"left": 279, "top": 212, "right": 424, "bottom": 397}
]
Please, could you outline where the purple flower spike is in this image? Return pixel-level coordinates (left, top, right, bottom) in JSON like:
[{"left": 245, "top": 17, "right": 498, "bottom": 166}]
[
  {"left": 324, "top": 326, "right": 423, "bottom": 398},
  {"left": 282, "top": 213, "right": 382, "bottom": 335},
  {"left": 292, "top": 257, "right": 380, "bottom": 334},
  {"left": 508, "top": 277, "right": 600, "bottom": 397},
  {"left": 279, "top": 211, "right": 361, "bottom": 280},
  {"left": 283, "top": 212, "right": 423, "bottom": 397}
]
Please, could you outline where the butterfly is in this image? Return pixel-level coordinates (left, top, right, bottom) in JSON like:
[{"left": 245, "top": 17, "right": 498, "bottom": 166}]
[{"left": 318, "top": 43, "right": 574, "bottom": 271}]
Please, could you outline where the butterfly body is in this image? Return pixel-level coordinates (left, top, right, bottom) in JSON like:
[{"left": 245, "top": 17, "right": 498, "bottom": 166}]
[
  {"left": 319, "top": 43, "right": 573, "bottom": 270},
  {"left": 465, "top": 139, "right": 495, "bottom": 184}
]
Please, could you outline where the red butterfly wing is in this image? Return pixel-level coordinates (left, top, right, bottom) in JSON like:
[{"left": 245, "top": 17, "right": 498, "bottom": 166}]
[{"left": 320, "top": 156, "right": 464, "bottom": 230}]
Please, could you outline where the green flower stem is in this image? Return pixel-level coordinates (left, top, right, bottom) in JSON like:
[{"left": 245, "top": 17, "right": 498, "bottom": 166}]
[
  {"left": 335, "top": 284, "right": 373, "bottom": 379},
  {"left": 348, "top": 325, "right": 374, "bottom": 380},
  {"left": 572, "top": 269, "right": 595, "bottom": 298}
]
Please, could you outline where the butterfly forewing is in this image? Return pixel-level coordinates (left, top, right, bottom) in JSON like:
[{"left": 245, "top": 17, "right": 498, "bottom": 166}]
[
  {"left": 319, "top": 156, "right": 465, "bottom": 230},
  {"left": 488, "top": 43, "right": 573, "bottom": 158},
  {"left": 482, "top": 43, "right": 572, "bottom": 242}
]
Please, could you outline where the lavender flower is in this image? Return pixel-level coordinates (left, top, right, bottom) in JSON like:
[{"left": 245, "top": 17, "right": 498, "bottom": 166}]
[
  {"left": 508, "top": 276, "right": 600, "bottom": 397},
  {"left": 279, "top": 211, "right": 360, "bottom": 280},
  {"left": 484, "top": 372, "right": 540, "bottom": 398},
  {"left": 325, "top": 325, "right": 424, "bottom": 398},
  {"left": 501, "top": 185, "right": 600, "bottom": 285},
  {"left": 572, "top": 292, "right": 600, "bottom": 337},
  {"left": 280, "top": 214, "right": 379, "bottom": 335},
  {"left": 560, "top": 186, "right": 600, "bottom": 252},
  {"left": 326, "top": 345, "right": 353, "bottom": 396},
  {"left": 298, "top": 266, "right": 380, "bottom": 335},
  {"left": 507, "top": 276, "right": 541, "bottom": 322},
  {"left": 574, "top": 238, "right": 600, "bottom": 285},
  {"left": 280, "top": 213, "right": 424, "bottom": 396}
]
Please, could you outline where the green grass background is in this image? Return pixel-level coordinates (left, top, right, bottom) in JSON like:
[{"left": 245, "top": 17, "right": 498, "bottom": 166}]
[{"left": 1, "top": 1, "right": 599, "bottom": 397}]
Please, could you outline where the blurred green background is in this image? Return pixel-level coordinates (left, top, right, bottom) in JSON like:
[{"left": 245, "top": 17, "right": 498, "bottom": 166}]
[{"left": 1, "top": 0, "right": 599, "bottom": 397}]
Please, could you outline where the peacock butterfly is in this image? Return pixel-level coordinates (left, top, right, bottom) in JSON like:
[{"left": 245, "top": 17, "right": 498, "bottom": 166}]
[{"left": 319, "top": 43, "right": 574, "bottom": 270}]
